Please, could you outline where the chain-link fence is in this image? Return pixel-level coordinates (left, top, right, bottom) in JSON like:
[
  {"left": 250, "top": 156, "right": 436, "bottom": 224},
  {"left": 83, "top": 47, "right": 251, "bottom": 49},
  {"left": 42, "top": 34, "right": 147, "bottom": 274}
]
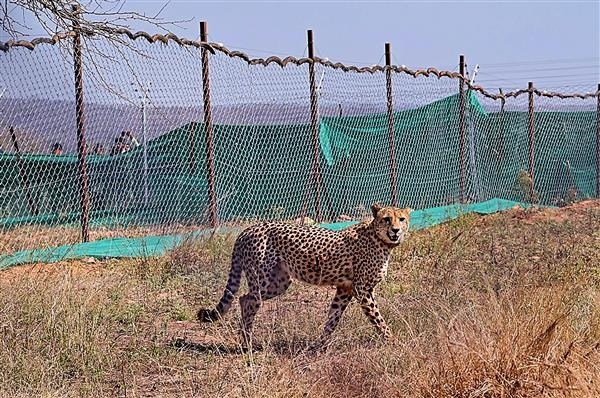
[{"left": 1, "top": 28, "right": 598, "bottom": 256}]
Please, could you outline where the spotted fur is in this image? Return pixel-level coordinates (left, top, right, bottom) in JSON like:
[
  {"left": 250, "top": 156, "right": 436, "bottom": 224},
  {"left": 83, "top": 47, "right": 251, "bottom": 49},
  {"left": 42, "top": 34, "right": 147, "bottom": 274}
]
[{"left": 198, "top": 203, "right": 411, "bottom": 348}]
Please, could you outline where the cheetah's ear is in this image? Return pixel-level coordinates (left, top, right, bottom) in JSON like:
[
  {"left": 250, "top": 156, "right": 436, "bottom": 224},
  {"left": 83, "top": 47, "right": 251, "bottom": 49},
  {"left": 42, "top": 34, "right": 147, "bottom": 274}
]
[{"left": 371, "top": 203, "right": 383, "bottom": 217}]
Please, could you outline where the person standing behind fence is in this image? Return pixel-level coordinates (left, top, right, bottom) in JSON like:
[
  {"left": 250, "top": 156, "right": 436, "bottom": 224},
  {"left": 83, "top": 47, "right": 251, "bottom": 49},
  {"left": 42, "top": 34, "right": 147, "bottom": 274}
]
[
  {"left": 121, "top": 130, "right": 140, "bottom": 149},
  {"left": 111, "top": 136, "right": 129, "bottom": 155},
  {"left": 93, "top": 143, "right": 106, "bottom": 155},
  {"left": 51, "top": 142, "right": 63, "bottom": 155}
]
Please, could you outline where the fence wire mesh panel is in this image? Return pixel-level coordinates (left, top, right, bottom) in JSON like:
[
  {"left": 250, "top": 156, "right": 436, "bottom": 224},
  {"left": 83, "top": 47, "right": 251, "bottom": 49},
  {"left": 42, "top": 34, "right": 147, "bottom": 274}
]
[
  {"left": 208, "top": 53, "right": 314, "bottom": 223},
  {"left": 532, "top": 93, "right": 597, "bottom": 205},
  {"left": 1, "top": 43, "right": 81, "bottom": 251},
  {"left": 391, "top": 73, "right": 461, "bottom": 209},
  {"left": 0, "top": 30, "right": 598, "bottom": 257},
  {"left": 319, "top": 66, "right": 391, "bottom": 219},
  {"left": 79, "top": 40, "right": 205, "bottom": 232},
  {"left": 470, "top": 90, "right": 597, "bottom": 207},
  {"left": 470, "top": 92, "right": 531, "bottom": 204}
]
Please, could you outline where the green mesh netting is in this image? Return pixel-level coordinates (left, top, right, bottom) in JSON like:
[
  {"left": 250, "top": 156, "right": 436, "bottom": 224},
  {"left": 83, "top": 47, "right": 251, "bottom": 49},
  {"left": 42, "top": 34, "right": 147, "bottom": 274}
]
[
  {"left": 1, "top": 92, "right": 596, "bottom": 230},
  {"left": 2, "top": 35, "right": 597, "bottom": 270}
]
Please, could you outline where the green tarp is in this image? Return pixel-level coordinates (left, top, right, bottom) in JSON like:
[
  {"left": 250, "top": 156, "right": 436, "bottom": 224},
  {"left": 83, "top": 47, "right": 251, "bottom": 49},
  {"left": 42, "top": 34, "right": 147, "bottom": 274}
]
[{"left": 0, "top": 198, "right": 534, "bottom": 269}]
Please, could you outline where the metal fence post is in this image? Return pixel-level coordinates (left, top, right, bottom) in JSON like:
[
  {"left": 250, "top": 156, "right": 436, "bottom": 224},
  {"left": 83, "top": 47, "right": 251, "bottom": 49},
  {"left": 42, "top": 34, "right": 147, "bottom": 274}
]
[
  {"left": 307, "top": 29, "right": 322, "bottom": 221},
  {"left": 385, "top": 43, "right": 398, "bottom": 206},
  {"left": 458, "top": 54, "right": 466, "bottom": 203},
  {"left": 200, "top": 21, "right": 218, "bottom": 228},
  {"left": 528, "top": 81, "right": 535, "bottom": 198},
  {"left": 72, "top": 5, "right": 91, "bottom": 242}
]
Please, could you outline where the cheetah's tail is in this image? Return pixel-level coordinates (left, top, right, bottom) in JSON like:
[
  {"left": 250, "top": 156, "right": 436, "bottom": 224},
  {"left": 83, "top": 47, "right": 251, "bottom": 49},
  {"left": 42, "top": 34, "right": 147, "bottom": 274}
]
[{"left": 197, "top": 256, "right": 243, "bottom": 323}]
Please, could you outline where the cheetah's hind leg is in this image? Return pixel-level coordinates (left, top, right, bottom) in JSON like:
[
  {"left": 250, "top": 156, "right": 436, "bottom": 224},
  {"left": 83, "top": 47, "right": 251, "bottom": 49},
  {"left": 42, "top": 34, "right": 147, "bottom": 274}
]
[{"left": 239, "top": 262, "right": 292, "bottom": 350}]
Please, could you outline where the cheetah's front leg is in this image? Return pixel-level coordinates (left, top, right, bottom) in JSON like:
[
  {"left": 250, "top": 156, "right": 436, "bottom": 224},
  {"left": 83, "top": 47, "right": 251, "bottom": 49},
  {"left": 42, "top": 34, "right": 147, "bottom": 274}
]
[
  {"left": 316, "top": 286, "right": 353, "bottom": 348},
  {"left": 354, "top": 285, "right": 392, "bottom": 339}
]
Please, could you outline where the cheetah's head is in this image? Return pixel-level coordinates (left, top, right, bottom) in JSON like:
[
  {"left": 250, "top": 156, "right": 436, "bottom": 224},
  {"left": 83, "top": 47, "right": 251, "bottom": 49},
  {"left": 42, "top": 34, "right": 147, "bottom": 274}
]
[{"left": 371, "top": 203, "right": 411, "bottom": 246}]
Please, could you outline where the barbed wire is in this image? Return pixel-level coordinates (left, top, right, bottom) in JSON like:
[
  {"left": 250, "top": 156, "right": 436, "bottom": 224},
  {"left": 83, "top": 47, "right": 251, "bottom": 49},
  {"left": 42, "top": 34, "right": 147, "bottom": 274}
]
[{"left": 1, "top": 27, "right": 598, "bottom": 103}]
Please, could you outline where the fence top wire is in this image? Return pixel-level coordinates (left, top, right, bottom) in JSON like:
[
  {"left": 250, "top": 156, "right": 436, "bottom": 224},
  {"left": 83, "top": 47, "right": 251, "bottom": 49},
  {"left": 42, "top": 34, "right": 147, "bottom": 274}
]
[{"left": 1, "top": 27, "right": 599, "bottom": 102}]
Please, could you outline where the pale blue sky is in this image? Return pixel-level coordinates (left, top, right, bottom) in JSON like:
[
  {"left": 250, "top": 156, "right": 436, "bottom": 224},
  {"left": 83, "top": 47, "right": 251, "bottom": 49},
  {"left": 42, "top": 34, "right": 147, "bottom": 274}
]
[
  {"left": 0, "top": 1, "right": 598, "bottom": 154},
  {"left": 2, "top": 1, "right": 599, "bottom": 92},
  {"left": 129, "top": 0, "right": 599, "bottom": 92}
]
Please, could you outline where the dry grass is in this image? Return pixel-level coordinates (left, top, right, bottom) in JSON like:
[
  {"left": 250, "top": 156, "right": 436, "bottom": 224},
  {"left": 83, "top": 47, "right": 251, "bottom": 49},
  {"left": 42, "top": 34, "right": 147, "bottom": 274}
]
[
  {"left": 0, "top": 223, "right": 207, "bottom": 255},
  {"left": 0, "top": 200, "right": 599, "bottom": 397}
]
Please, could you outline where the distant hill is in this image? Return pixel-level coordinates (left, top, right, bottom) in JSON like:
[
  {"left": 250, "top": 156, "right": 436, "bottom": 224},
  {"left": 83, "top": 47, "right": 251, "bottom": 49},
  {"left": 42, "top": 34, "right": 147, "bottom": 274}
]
[
  {"left": 0, "top": 97, "right": 384, "bottom": 154},
  {"left": 0, "top": 95, "right": 593, "bottom": 155}
]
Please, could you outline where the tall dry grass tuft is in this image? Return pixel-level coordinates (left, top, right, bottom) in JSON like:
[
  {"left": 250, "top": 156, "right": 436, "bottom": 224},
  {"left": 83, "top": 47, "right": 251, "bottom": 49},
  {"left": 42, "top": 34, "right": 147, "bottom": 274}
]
[
  {"left": 413, "top": 286, "right": 600, "bottom": 397},
  {"left": 298, "top": 286, "right": 600, "bottom": 398},
  {"left": 0, "top": 267, "right": 125, "bottom": 396},
  {"left": 167, "top": 233, "right": 237, "bottom": 276}
]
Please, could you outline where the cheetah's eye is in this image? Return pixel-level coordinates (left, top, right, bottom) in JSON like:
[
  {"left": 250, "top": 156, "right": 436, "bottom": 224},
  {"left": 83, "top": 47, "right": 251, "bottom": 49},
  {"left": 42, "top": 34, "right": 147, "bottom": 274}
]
[
  {"left": 383, "top": 216, "right": 391, "bottom": 224},
  {"left": 399, "top": 217, "right": 406, "bottom": 222}
]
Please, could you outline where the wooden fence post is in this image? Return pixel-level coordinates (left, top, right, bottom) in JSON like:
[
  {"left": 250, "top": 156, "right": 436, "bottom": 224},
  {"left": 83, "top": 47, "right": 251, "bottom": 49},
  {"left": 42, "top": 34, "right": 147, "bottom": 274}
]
[
  {"left": 528, "top": 81, "right": 535, "bottom": 199},
  {"left": 200, "top": 21, "right": 218, "bottom": 228},
  {"left": 385, "top": 43, "right": 398, "bottom": 206},
  {"left": 72, "top": 5, "right": 90, "bottom": 242},
  {"left": 307, "top": 29, "right": 322, "bottom": 221},
  {"left": 458, "top": 54, "right": 466, "bottom": 203}
]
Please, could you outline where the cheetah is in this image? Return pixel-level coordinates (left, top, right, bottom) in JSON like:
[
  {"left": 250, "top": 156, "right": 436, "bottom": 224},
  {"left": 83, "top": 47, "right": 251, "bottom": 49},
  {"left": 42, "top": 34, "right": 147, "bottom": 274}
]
[{"left": 198, "top": 203, "right": 411, "bottom": 349}]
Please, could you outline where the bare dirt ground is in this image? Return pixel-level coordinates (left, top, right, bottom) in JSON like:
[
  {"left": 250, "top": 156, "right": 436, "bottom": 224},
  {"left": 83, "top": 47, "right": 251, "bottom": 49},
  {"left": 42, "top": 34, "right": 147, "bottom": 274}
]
[{"left": 508, "top": 198, "right": 600, "bottom": 223}]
